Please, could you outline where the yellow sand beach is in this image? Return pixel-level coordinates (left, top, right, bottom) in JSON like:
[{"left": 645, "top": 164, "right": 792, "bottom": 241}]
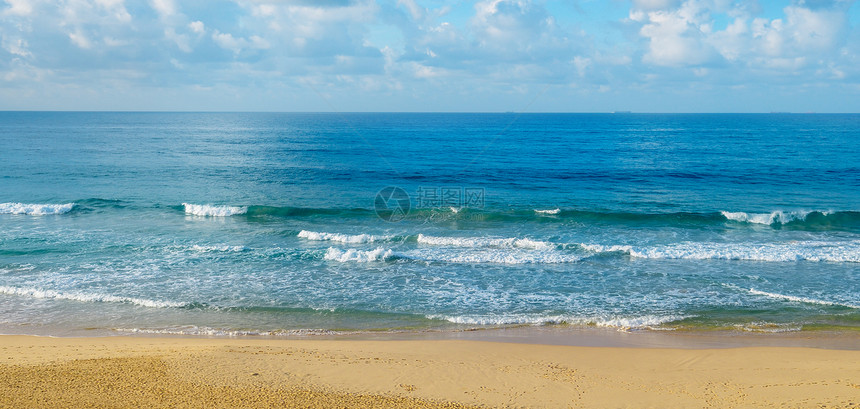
[{"left": 2, "top": 335, "right": 859, "bottom": 408}]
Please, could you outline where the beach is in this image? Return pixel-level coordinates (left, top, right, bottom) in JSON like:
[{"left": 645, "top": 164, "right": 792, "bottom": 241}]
[
  {"left": 4, "top": 0, "right": 860, "bottom": 404},
  {"left": 2, "top": 334, "right": 859, "bottom": 408}
]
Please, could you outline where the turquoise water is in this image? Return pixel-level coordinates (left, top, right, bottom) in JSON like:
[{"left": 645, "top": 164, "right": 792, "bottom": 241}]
[{"left": 1, "top": 112, "right": 859, "bottom": 336}]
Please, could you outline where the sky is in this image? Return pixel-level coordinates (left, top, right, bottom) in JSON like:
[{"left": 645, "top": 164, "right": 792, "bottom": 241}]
[{"left": 1, "top": 0, "right": 859, "bottom": 112}]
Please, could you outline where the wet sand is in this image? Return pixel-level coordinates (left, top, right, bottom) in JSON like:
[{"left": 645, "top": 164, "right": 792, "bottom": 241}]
[{"left": 2, "top": 334, "right": 859, "bottom": 408}]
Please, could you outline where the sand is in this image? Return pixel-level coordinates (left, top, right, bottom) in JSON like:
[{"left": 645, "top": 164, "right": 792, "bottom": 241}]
[{"left": 1, "top": 334, "right": 859, "bottom": 408}]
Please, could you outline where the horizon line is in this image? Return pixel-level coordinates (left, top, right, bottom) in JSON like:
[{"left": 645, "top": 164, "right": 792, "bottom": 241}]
[{"left": 0, "top": 110, "right": 849, "bottom": 114}]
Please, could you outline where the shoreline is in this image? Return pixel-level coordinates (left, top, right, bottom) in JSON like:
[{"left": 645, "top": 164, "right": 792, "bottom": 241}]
[
  {"left": 4, "top": 323, "right": 859, "bottom": 350},
  {"left": 2, "top": 334, "right": 859, "bottom": 408}
]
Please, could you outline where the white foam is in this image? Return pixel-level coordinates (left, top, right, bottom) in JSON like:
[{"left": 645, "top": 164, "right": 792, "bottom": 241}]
[
  {"left": 298, "top": 230, "right": 394, "bottom": 244},
  {"left": 323, "top": 247, "right": 402, "bottom": 262},
  {"left": 407, "top": 248, "right": 581, "bottom": 264},
  {"left": 183, "top": 203, "right": 247, "bottom": 217},
  {"left": 0, "top": 203, "right": 75, "bottom": 215},
  {"left": 747, "top": 289, "right": 860, "bottom": 309},
  {"left": 579, "top": 243, "right": 634, "bottom": 253},
  {"left": 115, "top": 327, "right": 341, "bottom": 337},
  {"left": 321, "top": 246, "right": 574, "bottom": 264},
  {"left": 735, "top": 322, "right": 803, "bottom": 333},
  {"left": 114, "top": 326, "right": 343, "bottom": 337},
  {"left": 429, "top": 313, "right": 685, "bottom": 329},
  {"left": 590, "top": 315, "right": 690, "bottom": 330},
  {"left": 449, "top": 207, "right": 461, "bottom": 214},
  {"left": 720, "top": 210, "right": 825, "bottom": 225},
  {"left": 417, "top": 234, "right": 555, "bottom": 250},
  {"left": 0, "top": 285, "right": 186, "bottom": 308},
  {"left": 581, "top": 240, "right": 860, "bottom": 263},
  {"left": 429, "top": 313, "right": 569, "bottom": 326},
  {"left": 189, "top": 245, "right": 249, "bottom": 253},
  {"left": 535, "top": 208, "right": 561, "bottom": 215}
]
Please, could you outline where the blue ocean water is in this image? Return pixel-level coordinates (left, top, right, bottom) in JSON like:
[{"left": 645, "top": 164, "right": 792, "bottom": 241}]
[{"left": 1, "top": 112, "right": 859, "bottom": 336}]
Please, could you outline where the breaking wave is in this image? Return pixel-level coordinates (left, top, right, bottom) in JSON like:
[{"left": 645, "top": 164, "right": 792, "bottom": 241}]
[
  {"left": 323, "top": 247, "right": 404, "bottom": 262},
  {"left": 298, "top": 230, "right": 396, "bottom": 244},
  {"left": 721, "top": 210, "right": 820, "bottom": 225},
  {"left": 428, "top": 313, "right": 687, "bottom": 329},
  {"left": 0, "top": 203, "right": 75, "bottom": 215},
  {"left": 416, "top": 234, "right": 554, "bottom": 250},
  {"left": 746, "top": 288, "right": 860, "bottom": 309},
  {"left": 183, "top": 203, "right": 248, "bottom": 217},
  {"left": 0, "top": 285, "right": 188, "bottom": 308},
  {"left": 581, "top": 240, "right": 860, "bottom": 263}
]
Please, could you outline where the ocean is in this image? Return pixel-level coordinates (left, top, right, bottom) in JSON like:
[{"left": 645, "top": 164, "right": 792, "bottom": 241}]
[{"left": 1, "top": 112, "right": 859, "bottom": 337}]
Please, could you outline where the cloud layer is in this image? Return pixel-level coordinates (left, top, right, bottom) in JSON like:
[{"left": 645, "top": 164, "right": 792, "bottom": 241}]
[{"left": 1, "top": 0, "right": 858, "bottom": 111}]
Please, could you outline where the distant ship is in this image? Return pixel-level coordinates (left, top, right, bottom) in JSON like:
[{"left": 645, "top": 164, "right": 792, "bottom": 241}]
[{"left": 612, "top": 111, "right": 632, "bottom": 114}]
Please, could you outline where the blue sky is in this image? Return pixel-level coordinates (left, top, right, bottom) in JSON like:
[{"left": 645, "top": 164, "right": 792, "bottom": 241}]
[{"left": 1, "top": 0, "right": 859, "bottom": 112}]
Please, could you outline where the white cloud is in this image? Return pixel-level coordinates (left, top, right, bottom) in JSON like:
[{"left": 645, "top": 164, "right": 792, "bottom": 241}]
[
  {"left": 150, "top": 0, "right": 176, "bottom": 19},
  {"left": 780, "top": 5, "right": 847, "bottom": 52},
  {"left": 94, "top": 0, "right": 131, "bottom": 23},
  {"left": 103, "top": 36, "right": 126, "bottom": 47},
  {"left": 572, "top": 56, "right": 591, "bottom": 77},
  {"left": 471, "top": 0, "right": 564, "bottom": 54},
  {"left": 3, "top": 0, "right": 34, "bottom": 16},
  {"left": 710, "top": 17, "right": 748, "bottom": 61},
  {"left": 68, "top": 29, "right": 93, "bottom": 49},
  {"left": 2, "top": 36, "right": 29, "bottom": 56},
  {"left": 1, "top": 57, "right": 51, "bottom": 83},
  {"left": 638, "top": 2, "right": 720, "bottom": 67},
  {"left": 632, "top": 0, "right": 857, "bottom": 75},
  {"left": 236, "top": 0, "right": 380, "bottom": 60},
  {"left": 411, "top": 62, "right": 444, "bottom": 78},
  {"left": 189, "top": 20, "right": 205, "bottom": 34},
  {"left": 632, "top": 0, "right": 683, "bottom": 10},
  {"left": 165, "top": 27, "right": 191, "bottom": 52},
  {"left": 212, "top": 30, "right": 270, "bottom": 55},
  {"left": 397, "top": 0, "right": 423, "bottom": 20},
  {"left": 0, "top": 0, "right": 857, "bottom": 111}
]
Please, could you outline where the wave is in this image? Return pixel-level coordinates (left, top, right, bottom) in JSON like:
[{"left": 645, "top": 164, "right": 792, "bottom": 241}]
[
  {"left": 434, "top": 207, "right": 858, "bottom": 230},
  {"left": 411, "top": 248, "right": 581, "bottom": 264},
  {"left": 480, "top": 208, "right": 860, "bottom": 231},
  {"left": 183, "top": 203, "right": 247, "bottom": 217},
  {"left": 428, "top": 313, "right": 686, "bottom": 329},
  {"left": 0, "top": 202, "right": 75, "bottom": 215},
  {"left": 747, "top": 288, "right": 860, "bottom": 309},
  {"left": 309, "top": 233, "right": 565, "bottom": 264},
  {"left": 188, "top": 244, "right": 249, "bottom": 253},
  {"left": 0, "top": 285, "right": 187, "bottom": 308},
  {"left": 720, "top": 210, "right": 860, "bottom": 230},
  {"left": 416, "top": 234, "right": 554, "bottom": 250},
  {"left": 735, "top": 322, "right": 803, "bottom": 333},
  {"left": 311, "top": 235, "right": 860, "bottom": 265},
  {"left": 321, "top": 245, "right": 578, "bottom": 264},
  {"left": 298, "top": 230, "right": 396, "bottom": 244},
  {"left": 114, "top": 326, "right": 343, "bottom": 337},
  {"left": 323, "top": 247, "right": 404, "bottom": 262},
  {"left": 721, "top": 210, "right": 819, "bottom": 225},
  {"left": 246, "top": 206, "right": 372, "bottom": 218},
  {"left": 579, "top": 243, "right": 634, "bottom": 254},
  {"left": 581, "top": 240, "right": 860, "bottom": 263},
  {"left": 29, "top": 201, "right": 853, "bottom": 231},
  {"left": 74, "top": 198, "right": 128, "bottom": 210}
]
